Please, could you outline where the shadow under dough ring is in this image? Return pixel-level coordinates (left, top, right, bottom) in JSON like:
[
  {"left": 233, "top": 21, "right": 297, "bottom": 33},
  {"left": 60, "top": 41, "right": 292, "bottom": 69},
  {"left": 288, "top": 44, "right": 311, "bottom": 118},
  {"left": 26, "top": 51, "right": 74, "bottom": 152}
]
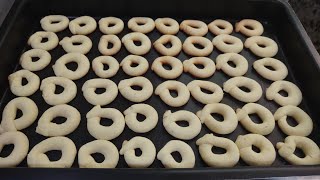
[
  {"left": 128, "top": 17, "right": 155, "bottom": 34},
  {"left": 122, "top": 32, "right": 151, "bottom": 55},
  {"left": 187, "top": 80, "right": 223, "bottom": 104},
  {"left": 216, "top": 53, "right": 248, "bottom": 77},
  {"left": 69, "top": 16, "right": 97, "bottom": 35},
  {"left": 151, "top": 56, "right": 183, "bottom": 79},
  {"left": 245, "top": 36, "right": 278, "bottom": 57},
  {"left": 253, "top": 58, "right": 288, "bottom": 81},
  {"left": 20, "top": 49, "right": 51, "bottom": 71},
  {"left": 208, "top": 19, "right": 233, "bottom": 35},
  {"left": 27, "top": 31, "right": 59, "bottom": 50},
  {"left": 153, "top": 35, "right": 182, "bottom": 56},
  {"left": 92, "top": 56, "right": 119, "bottom": 78},
  {"left": 40, "top": 15, "right": 69, "bottom": 32},
  {"left": 99, "top": 17, "right": 124, "bottom": 35},
  {"left": 266, "top": 80, "right": 302, "bottom": 106},
  {"left": 180, "top": 20, "right": 208, "bottom": 36},
  {"left": 235, "top": 19, "right": 264, "bottom": 36},
  {"left": 98, "top": 35, "right": 121, "bottom": 55},
  {"left": 120, "top": 55, "right": 149, "bottom": 76},
  {"left": 183, "top": 36, "right": 213, "bottom": 56},
  {"left": 8, "top": 69, "right": 40, "bottom": 97},
  {"left": 118, "top": 76, "right": 153, "bottom": 102},
  {"left": 155, "top": 18, "right": 179, "bottom": 35},
  {"left": 212, "top": 34, "right": 243, "bottom": 53},
  {"left": 183, "top": 57, "right": 216, "bottom": 78},
  {"left": 59, "top": 35, "right": 92, "bottom": 54}
]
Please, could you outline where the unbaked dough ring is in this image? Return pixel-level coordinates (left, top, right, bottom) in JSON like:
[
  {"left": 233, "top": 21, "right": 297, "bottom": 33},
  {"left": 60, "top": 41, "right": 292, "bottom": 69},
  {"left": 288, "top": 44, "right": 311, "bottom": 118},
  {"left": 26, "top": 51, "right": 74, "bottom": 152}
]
[
  {"left": 92, "top": 56, "right": 119, "bottom": 78},
  {"left": 118, "top": 76, "right": 153, "bottom": 102},
  {"left": 155, "top": 18, "right": 179, "bottom": 35},
  {"left": 244, "top": 36, "right": 278, "bottom": 57},
  {"left": 253, "top": 58, "right": 288, "bottom": 81},
  {"left": 180, "top": 20, "right": 208, "bottom": 36},
  {"left": 59, "top": 35, "right": 92, "bottom": 54},
  {"left": 183, "top": 36, "right": 213, "bottom": 56},
  {"left": 122, "top": 32, "right": 151, "bottom": 55},
  {"left": 128, "top": 17, "right": 155, "bottom": 34},
  {"left": 266, "top": 80, "right": 302, "bottom": 106},
  {"left": 216, "top": 53, "right": 248, "bottom": 77},
  {"left": 208, "top": 19, "right": 233, "bottom": 35},
  {"left": 28, "top": 31, "right": 59, "bottom": 51},
  {"left": 151, "top": 56, "right": 183, "bottom": 79},
  {"left": 153, "top": 35, "right": 182, "bottom": 56},
  {"left": 20, "top": 49, "right": 51, "bottom": 71},
  {"left": 183, "top": 57, "right": 216, "bottom": 78},
  {"left": 40, "top": 15, "right": 69, "bottom": 32},
  {"left": 98, "top": 35, "right": 121, "bottom": 55},
  {"left": 235, "top": 19, "right": 264, "bottom": 37},
  {"left": 212, "top": 34, "right": 243, "bottom": 53},
  {"left": 8, "top": 69, "right": 40, "bottom": 97},
  {"left": 120, "top": 55, "right": 149, "bottom": 76},
  {"left": 69, "top": 16, "right": 97, "bottom": 35},
  {"left": 187, "top": 80, "right": 223, "bottom": 104},
  {"left": 99, "top": 17, "right": 124, "bottom": 35}
]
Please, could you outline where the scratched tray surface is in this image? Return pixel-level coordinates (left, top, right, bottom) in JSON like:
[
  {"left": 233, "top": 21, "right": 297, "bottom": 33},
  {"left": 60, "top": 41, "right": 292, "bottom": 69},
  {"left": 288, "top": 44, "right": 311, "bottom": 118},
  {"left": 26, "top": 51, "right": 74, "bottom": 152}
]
[{"left": 0, "top": 17, "right": 319, "bottom": 168}]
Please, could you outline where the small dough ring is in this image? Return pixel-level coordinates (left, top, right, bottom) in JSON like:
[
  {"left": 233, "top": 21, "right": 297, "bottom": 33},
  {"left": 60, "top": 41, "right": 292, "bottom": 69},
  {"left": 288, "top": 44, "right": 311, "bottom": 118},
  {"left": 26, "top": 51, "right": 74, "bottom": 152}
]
[
  {"left": 153, "top": 35, "right": 182, "bottom": 56},
  {"left": 274, "top": 105, "right": 313, "bottom": 136},
  {"left": 40, "top": 15, "right": 69, "bottom": 32},
  {"left": 266, "top": 80, "right": 302, "bottom": 106},
  {"left": 120, "top": 55, "right": 149, "bottom": 76},
  {"left": 124, "top": 104, "right": 158, "bottom": 133},
  {"left": 59, "top": 35, "right": 92, "bottom": 54},
  {"left": 69, "top": 16, "right": 97, "bottom": 35},
  {"left": 180, "top": 20, "right": 208, "bottom": 36},
  {"left": 253, "top": 58, "right": 288, "bottom": 81},
  {"left": 8, "top": 69, "right": 40, "bottom": 96},
  {"left": 276, "top": 136, "right": 320, "bottom": 165},
  {"left": 244, "top": 36, "right": 278, "bottom": 57},
  {"left": 82, "top": 78, "right": 118, "bottom": 106},
  {"left": 235, "top": 134, "right": 276, "bottom": 166},
  {"left": 212, "top": 34, "right": 243, "bottom": 53},
  {"left": 128, "top": 17, "right": 155, "bottom": 34},
  {"left": 183, "top": 36, "right": 213, "bottom": 56},
  {"left": 122, "top": 32, "right": 151, "bottom": 55},
  {"left": 120, "top": 136, "right": 156, "bottom": 168},
  {"left": 99, "top": 17, "right": 124, "bottom": 35},
  {"left": 20, "top": 49, "right": 51, "bottom": 71},
  {"left": 235, "top": 19, "right": 264, "bottom": 36},
  {"left": 163, "top": 110, "right": 201, "bottom": 140},
  {"left": 27, "top": 31, "right": 59, "bottom": 50},
  {"left": 92, "top": 56, "right": 119, "bottom": 78},
  {"left": 40, "top": 77, "right": 77, "bottom": 105},
  {"left": 36, "top": 104, "right": 81, "bottom": 137},
  {"left": 118, "top": 76, "right": 153, "bottom": 102},
  {"left": 86, "top": 106, "right": 125, "bottom": 140},
  {"left": 187, "top": 80, "right": 223, "bottom": 104},
  {"left": 78, "top": 140, "right": 119, "bottom": 168},
  {"left": 27, "top": 136, "right": 77, "bottom": 168},
  {"left": 155, "top": 18, "right": 179, "bottom": 35},
  {"left": 236, "top": 103, "right": 275, "bottom": 135},
  {"left": 183, "top": 57, "right": 216, "bottom": 78},
  {"left": 208, "top": 19, "right": 233, "bottom": 35},
  {"left": 196, "top": 134, "right": 239, "bottom": 167},
  {"left": 151, "top": 56, "right": 183, "bottom": 79},
  {"left": 0, "top": 131, "right": 29, "bottom": 167},
  {"left": 196, "top": 103, "right": 238, "bottom": 134},
  {"left": 53, "top": 53, "right": 90, "bottom": 80},
  {"left": 98, "top": 35, "right": 121, "bottom": 56},
  {"left": 223, "top": 76, "right": 263, "bottom": 103},
  {"left": 157, "top": 140, "right": 195, "bottom": 168},
  {"left": 216, "top": 53, "right": 248, "bottom": 77},
  {"left": 155, "top": 81, "right": 190, "bottom": 107}
]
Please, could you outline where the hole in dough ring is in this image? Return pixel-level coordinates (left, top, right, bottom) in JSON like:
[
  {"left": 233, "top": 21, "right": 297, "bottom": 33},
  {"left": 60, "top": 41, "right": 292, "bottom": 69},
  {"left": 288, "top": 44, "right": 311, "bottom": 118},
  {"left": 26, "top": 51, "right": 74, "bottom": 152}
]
[
  {"left": 153, "top": 35, "right": 182, "bottom": 56},
  {"left": 187, "top": 80, "right": 223, "bottom": 104},
  {"left": 27, "top": 31, "right": 59, "bottom": 51},
  {"left": 183, "top": 57, "right": 216, "bottom": 78},
  {"left": 183, "top": 36, "right": 213, "bottom": 56},
  {"left": 244, "top": 36, "right": 278, "bottom": 57},
  {"left": 40, "top": 15, "right": 69, "bottom": 32},
  {"left": 212, "top": 34, "right": 243, "bottom": 53},
  {"left": 8, "top": 69, "right": 40, "bottom": 97},
  {"left": 235, "top": 19, "right": 264, "bottom": 37},
  {"left": 98, "top": 35, "right": 121, "bottom": 56},
  {"left": 20, "top": 49, "right": 51, "bottom": 71},
  {"left": 128, "top": 17, "right": 155, "bottom": 34},
  {"left": 69, "top": 16, "right": 97, "bottom": 35},
  {"left": 59, "top": 35, "right": 92, "bottom": 54},
  {"left": 151, "top": 56, "right": 183, "bottom": 79},
  {"left": 92, "top": 56, "right": 119, "bottom": 78},
  {"left": 120, "top": 55, "right": 149, "bottom": 76},
  {"left": 208, "top": 19, "right": 233, "bottom": 35},
  {"left": 155, "top": 18, "right": 179, "bottom": 35},
  {"left": 99, "top": 17, "right": 124, "bottom": 35},
  {"left": 216, "top": 53, "right": 248, "bottom": 77},
  {"left": 180, "top": 20, "right": 208, "bottom": 36},
  {"left": 253, "top": 58, "right": 288, "bottom": 81},
  {"left": 121, "top": 32, "right": 151, "bottom": 55},
  {"left": 266, "top": 80, "right": 302, "bottom": 106}
]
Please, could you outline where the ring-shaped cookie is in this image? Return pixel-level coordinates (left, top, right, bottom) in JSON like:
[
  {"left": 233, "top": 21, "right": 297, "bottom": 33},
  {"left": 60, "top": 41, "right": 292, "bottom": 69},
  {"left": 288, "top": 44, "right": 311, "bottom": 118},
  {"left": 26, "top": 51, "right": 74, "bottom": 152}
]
[
  {"left": 98, "top": 35, "right": 121, "bottom": 56},
  {"left": 266, "top": 80, "right": 302, "bottom": 106},
  {"left": 183, "top": 57, "right": 216, "bottom": 78},
  {"left": 59, "top": 35, "right": 92, "bottom": 54},
  {"left": 235, "top": 19, "right": 264, "bottom": 36},
  {"left": 187, "top": 80, "right": 223, "bottom": 104},
  {"left": 99, "top": 17, "right": 124, "bottom": 35},
  {"left": 40, "top": 15, "right": 69, "bottom": 32},
  {"left": 151, "top": 56, "right": 183, "bottom": 79},
  {"left": 183, "top": 36, "right": 213, "bottom": 56},
  {"left": 92, "top": 56, "right": 119, "bottom": 78},
  {"left": 8, "top": 69, "right": 40, "bottom": 97},
  {"left": 212, "top": 34, "right": 243, "bottom": 53},
  {"left": 122, "top": 32, "right": 151, "bottom": 55},
  {"left": 128, "top": 17, "right": 155, "bottom": 34},
  {"left": 20, "top": 49, "right": 51, "bottom": 71},
  {"left": 180, "top": 20, "right": 208, "bottom": 36},
  {"left": 69, "top": 16, "right": 97, "bottom": 35},
  {"left": 120, "top": 55, "right": 149, "bottom": 76},
  {"left": 153, "top": 35, "right": 182, "bottom": 56},
  {"left": 216, "top": 53, "right": 248, "bottom": 77},
  {"left": 253, "top": 58, "right": 288, "bottom": 81},
  {"left": 27, "top": 31, "right": 59, "bottom": 50},
  {"left": 208, "top": 19, "right": 233, "bottom": 35},
  {"left": 244, "top": 36, "right": 278, "bottom": 57},
  {"left": 155, "top": 18, "right": 179, "bottom": 35}
]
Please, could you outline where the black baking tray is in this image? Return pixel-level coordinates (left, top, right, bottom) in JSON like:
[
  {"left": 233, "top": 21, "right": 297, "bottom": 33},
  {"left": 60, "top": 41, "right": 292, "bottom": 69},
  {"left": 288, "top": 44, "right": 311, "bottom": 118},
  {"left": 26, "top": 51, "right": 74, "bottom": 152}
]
[{"left": 0, "top": 0, "right": 320, "bottom": 179}]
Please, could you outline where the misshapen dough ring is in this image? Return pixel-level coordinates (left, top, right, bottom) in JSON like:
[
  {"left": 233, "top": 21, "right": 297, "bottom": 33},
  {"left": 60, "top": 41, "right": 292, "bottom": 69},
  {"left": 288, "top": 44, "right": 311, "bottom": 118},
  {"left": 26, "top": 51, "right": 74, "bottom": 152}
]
[
  {"left": 122, "top": 32, "right": 151, "bottom": 55},
  {"left": 27, "top": 136, "right": 76, "bottom": 168},
  {"left": 69, "top": 16, "right": 97, "bottom": 35},
  {"left": 212, "top": 34, "right": 243, "bottom": 53},
  {"left": 0, "top": 131, "right": 29, "bottom": 167},
  {"left": 157, "top": 140, "right": 195, "bottom": 168},
  {"left": 98, "top": 35, "right": 121, "bottom": 55},
  {"left": 236, "top": 103, "right": 275, "bottom": 135},
  {"left": 99, "top": 17, "right": 124, "bottom": 35},
  {"left": 120, "top": 55, "right": 149, "bottom": 76},
  {"left": 92, "top": 56, "right": 119, "bottom": 78},
  {"left": 196, "top": 103, "right": 238, "bottom": 134},
  {"left": 196, "top": 134, "right": 239, "bottom": 167},
  {"left": 245, "top": 36, "right": 278, "bottom": 57},
  {"left": 155, "top": 81, "right": 190, "bottom": 107},
  {"left": 253, "top": 58, "right": 288, "bottom": 81},
  {"left": 155, "top": 18, "right": 179, "bottom": 35},
  {"left": 40, "top": 15, "right": 69, "bottom": 32},
  {"left": 124, "top": 104, "right": 158, "bottom": 133},
  {"left": 223, "top": 76, "right": 262, "bottom": 103},
  {"left": 59, "top": 35, "right": 92, "bottom": 54},
  {"left": 235, "top": 134, "right": 276, "bottom": 166},
  {"left": 187, "top": 80, "right": 223, "bottom": 104},
  {"left": 119, "top": 136, "right": 156, "bottom": 168},
  {"left": 216, "top": 53, "right": 248, "bottom": 77},
  {"left": 208, "top": 19, "right": 233, "bottom": 35},
  {"left": 78, "top": 140, "right": 119, "bottom": 168},
  {"left": 274, "top": 105, "right": 313, "bottom": 136},
  {"left": 180, "top": 20, "right": 208, "bottom": 36},
  {"left": 183, "top": 57, "right": 216, "bottom": 78},
  {"left": 276, "top": 136, "right": 320, "bottom": 165},
  {"left": 20, "top": 49, "right": 51, "bottom": 71},
  {"left": 153, "top": 35, "right": 182, "bottom": 56},
  {"left": 266, "top": 80, "right": 302, "bottom": 106},
  {"left": 183, "top": 36, "right": 213, "bottom": 56},
  {"left": 28, "top": 31, "right": 59, "bottom": 50},
  {"left": 235, "top": 19, "right": 264, "bottom": 36},
  {"left": 128, "top": 17, "right": 155, "bottom": 34},
  {"left": 8, "top": 69, "right": 40, "bottom": 97},
  {"left": 151, "top": 56, "right": 183, "bottom": 79}
]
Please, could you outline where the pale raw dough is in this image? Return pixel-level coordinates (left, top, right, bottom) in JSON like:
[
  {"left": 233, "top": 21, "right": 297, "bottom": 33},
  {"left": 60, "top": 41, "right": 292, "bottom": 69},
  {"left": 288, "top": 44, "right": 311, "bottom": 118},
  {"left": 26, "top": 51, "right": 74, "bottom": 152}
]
[
  {"left": 212, "top": 34, "right": 243, "bottom": 53},
  {"left": 59, "top": 35, "right": 92, "bottom": 54},
  {"left": 120, "top": 55, "right": 149, "bottom": 76},
  {"left": 122, "top": 32, "right": 151, "bottom": 55},
  {"left": 20, "top": 49, "right": 51, "bottom": 71},
  {"left": 92, "top": 56, "right": 119, "bottom": 78},
  {"left": 235, "top": 19, "right": 264, "bottom": 36},
  {"left": 180, "top": 20, "right": 208, "bottom": 36},
  {"left": 8, "top": 69, "right": 40, "bottom": 97},
  {"left": 266, "top": 80, "right": 302, "bottom": 106},
  {"left": 40, "top": 15, "right": 69, "bottom": 32},
  {"left": 128, "top": 17, "right": 155, "bottom": 34},
  {"left": 183, "top": 57, "right": 216, "bottom": 78},
  {"left": 155, "top": 18, "right": 179, "bottom": 35},
  {"left": 244, "top": 36, "right": 278, "bottom": 57},
  {"left": 98, "top": 35, "right": 121, "bottom": 56},
  {"left": 151, "top": 56, "right": 183, "bottom": 79},
  {"left": 208, "top": 19, "right": 233, "bottom": 35},
  {"left": 253, "top": 58, "right": 288, "bottom": 81},
  {"left": 99, "top": 17, "right": 124, "bottom": 35},
  {"left": 187, "top": 80, "right": 223, "bottom": 104},
  {"left": 153, "top": 35, "right": 182, "bottom": 56},
  {"left": 183, "top": 36, "right": 213, "bottom": 56},
  {"left": 69, "top": 16, "right": 97, "bottom": 35},
  {"left": 28, "top": 31, "right": 59, "bottom": 50},
  {"left": 216, "top": 53, "right": 248, "bottom": 77}
]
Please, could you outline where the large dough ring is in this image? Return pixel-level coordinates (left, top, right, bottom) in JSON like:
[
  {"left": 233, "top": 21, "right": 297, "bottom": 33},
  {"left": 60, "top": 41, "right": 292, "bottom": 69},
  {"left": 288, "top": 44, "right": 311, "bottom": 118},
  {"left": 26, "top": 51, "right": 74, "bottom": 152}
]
[
  {"left": 82, "top": 78, "right": 118, "bottom": 106},
  {"left": 20, "top": 49, "right": 51, "bottom": 71},
  {"left": 196, "top": 103, "right": 238, "bottom": 134},
  {"left": 153, "top": 35, "right": 182, "bottom": 56},
  {"left": 122, "top": 32, "right": 151, "bottom": 55},
  {"left": 187, "top": 80, "right": 223, "bottom": 104},
  {"left": 69, "top": 16, "right": 97, "bottom": 35},
  {"left": 92, "top": 56, "right": 119, "bottom": 78},
  {"left": 36, "top": 104, "right": 81, "bottom": 137},
  {"left": 183, "top": 36, "right": 213, "bottom": 56},
  {"left": 151, "top": 56, "right": 183, "bottom": 79},
  {"left": 155, "top": 80, "right": 190, "bottom": 107},
  {"left": 119, "top": 136, "right": 156, "bottom": 168},
  {"left": 27, "top": 31, "right": 59, "bottom": 50},
  {"left": 98, "top": 35, "right": 121, "bottom": 56},
  {"left": 253, "top": 58, "right": 288, "bottom": 81},
  {"left": 99, "top": 17, "right": 124, "bottom": 35},
  {"left": 235, "top": 19, "right": 264, "bottom": 36},
  {"left": 223, "top": 76, "right": 263, "bottom": 103},
  {"left": 78, "top": 140, "right": 119, "bottom": 168},
  {"left": 216, "top": 53, "right": 248, "bottom": 77},
  {"left": 157, "top": 140, "right": 195, "bottom": 168},
  {"left": 128, "top": 17, "right": 155, "bottom": 34},
  {"left": 53, "top": 53, "right": 90, "bottom": 80},
  {"left": 212, "top": 34, "right": 243, "bottom": 53},
  {"left": 276, "top": 136, "right": 320, "bottom": 165},
  {"left": 86, "top": 106, "right": 125, "bottom": 140},
  {"left": 118, "top": 76, "right": 153, "bottom": 102},
  {"left": 120, "top": 55, "right": 149, "bottom": 76},
  {"left": 274, "top": 105, "right": 313, "bottom": 136},
  {"left": 40, "top": 77, "right": 77, "bottom": 105},
  {"left": 124, "top": 104, "right": 158, "bottom": 133},
  {"left": 0, "top": 131, "right": 29, "bottom": 167},
  {"left": 163, "top": 110, "right": 201, "bottom": 140},
  {"left": 155, "top": 18, "right": 179, "bottom": 35},
  {"left": 236, "top": 103, "right": 275, "bottom": 135},
  {"left": 208, "top": 19, "right": 233, "bottom": 35},
  {"left": 59, "top": 35, "right": 92, "bottom": 54},
  {"left": 40, "top": 15, "right": 69, "bottom": 32},
  {"left": 183, "top": 57, "right": 216, "bottom": 78},
  {"left": 196, "top": 133, "right": 239, "bottom": 167},
  {"left": 266, "top": 80, "right": 302, "bottom": 106},
  {"left": 244, "top": 36, "right": 278, "bottom": 57},
  {"left": 235, "top": 133, "right": 276, "bottom": 166},
  {"left": 8, "top": 69, "right": 40, "bottom": 97},
  {"left": 27, "top": 136, "right": 77, "bottom": 168},
  {"left": 180, "top": 20, "right": 208, "bottom": 36}
]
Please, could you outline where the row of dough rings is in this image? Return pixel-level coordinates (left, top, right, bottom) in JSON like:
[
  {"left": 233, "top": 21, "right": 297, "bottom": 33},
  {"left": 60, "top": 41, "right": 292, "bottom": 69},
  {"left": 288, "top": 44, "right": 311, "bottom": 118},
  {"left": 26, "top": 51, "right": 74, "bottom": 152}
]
[
  {"left": 128, "top": 17, "right": 155, "bottom": 34},
  {"left": 92, "top": 56, "right": 119, "bottom": 78},
  {"left": 183, "top": 36, "right": 213, "bottom": 56},
  {"left": 153, "top": 35, "right": 182, "bottom": 56},
  {"left": 187, "top": 80, "right": 223, "bottom": 104},
  {"left": 28, "top": 31, "right": 59, "bottom": 51},
  {"left": 36, "top": 104, "right": 81, "bottom": 137},
  {"left": 20, "top": 49, "right": 51, "bottom": 71},
  {"left": 8, "top": 69, "right": 40, "bottom": 97},
  {"left": 69, "top": 16, "right": 97, "bottom": 35},
  {"left": 253, "top": 58, "right": 288, "bottom": 81},
  {"left": 40, "top": 15, "right": 69, "bottom": 32},
  {"left": 122, "top": 32, "right": 151, "bottom": 55},
  {"left": 180, "top": 20, "right": 208, "bottom": 36},
  {"left": 266, "top": 80, "right": 302, "bottom": 106},
  {"left": 99, "top": 17, "right": 124, "bottom": 35},
  {"left": 59, "top": 35, "right": 92, "bottom": 54},
  {"left": 235, "top": 19, "right": 264, "bottom": 37},
  {"left": 120, "top": 55, "right": 149, "bottom": 76},
  {"left": 245, "top": 36, "right": 278, "bottom": 57},
  {"left": 98, "top": 35, "right": 121, "bottom": 55},
  {"left": 212, "top": 34, "right": 243, "bottom": 53},
  {"left": 183, "top": 57, "right": 216, "bottom": 79},
  {"left": 151, "top": 56, "right": 183, "bottom": 79},
  {"left": 155, "top": 18, "right": 179, "bottom": 35},
  {"left": 216, "top": 53, "right": 248, "bottom": 77},
  {"left": 208, "top": 19, "right": 233, "bottom": 35}
]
